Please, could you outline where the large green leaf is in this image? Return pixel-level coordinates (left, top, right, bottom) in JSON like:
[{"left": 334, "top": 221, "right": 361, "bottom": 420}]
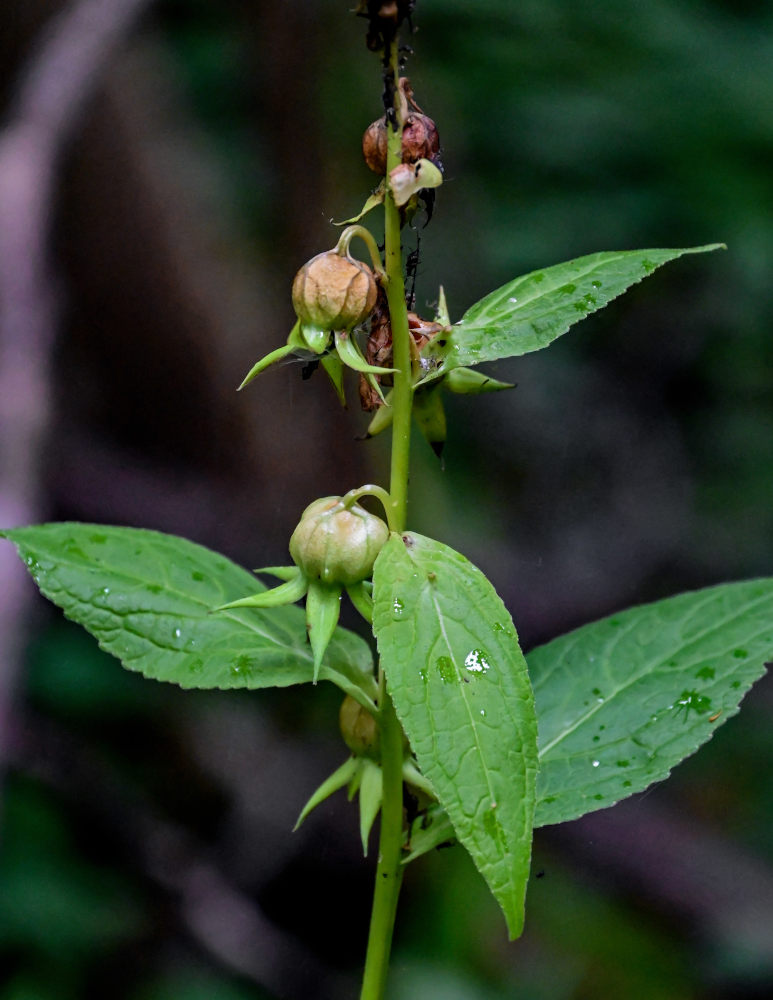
[
  {"left": 373, "top": 532, "right": 538, "bottom": 939},
  {"left": 423, "top": 244, "right": 723, "bottom": 371},
  {"left": 530, "top": 579, "right": 773, "bottom": 827},
  {"left": 2, "top": 524, "right": 376, "bottom": 704}
]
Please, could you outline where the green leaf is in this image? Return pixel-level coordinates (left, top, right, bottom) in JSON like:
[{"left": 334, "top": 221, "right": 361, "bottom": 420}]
[
  {"left": 424, "top": 244, "right": 724, "bottom": 370},
  {"left": 1, "top": 524, "right": 375, "bottom": 704},
  {"left": 530, "top": 578, "right": 773, "bottom": 828},
  {"left": 373, "top": 532, "right": 538, "bottom": 939}
]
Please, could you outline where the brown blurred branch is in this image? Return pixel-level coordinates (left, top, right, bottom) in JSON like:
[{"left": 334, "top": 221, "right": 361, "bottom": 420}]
[{"left": 0, "top": 0, "right": 154, "bottom": 770}]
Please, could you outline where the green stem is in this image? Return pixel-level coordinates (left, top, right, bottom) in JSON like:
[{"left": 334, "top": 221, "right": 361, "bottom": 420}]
[
  {"left": 384, "top": 120, "right": 413, "bottom": 528},
  {"left": 336, "top": 224, "right": 386, "bottom": 277},
  {"left": 340, "top": 484, "right": 396, "bottom": 531},
  {"left": 360, "top": 679, "right": 405, "bottom": 1000},
  {"left": 360, "top": 40, "right": 411, "bottom": 1000}
]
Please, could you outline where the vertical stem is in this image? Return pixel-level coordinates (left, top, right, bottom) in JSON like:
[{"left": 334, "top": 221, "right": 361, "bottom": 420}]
[
  {"left": 359, "top": 682, "right": 405, "bottom": 1000},
  {"left": 360, "top": 39, "right": 411, "bottom": 1000}
]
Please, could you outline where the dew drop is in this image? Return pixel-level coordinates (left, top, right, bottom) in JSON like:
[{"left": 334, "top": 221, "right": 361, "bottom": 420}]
[
  {"left": 464, "top": 649, "right": 491, "bottom": 674},
  {"left": 592, "top": 760, "right": 600, "bottom": 768},
  {"left": 591, "top": 280, "right": 602, "bottom": 288},
  {"left": 191, "top": 571, "right": 205, "bottom": 582},
  {"left": 560, "top": 282, "right": 577, "bottom": 294},
  {"left": 616, "top": 759, "right": 630, "bottom": 768},
  {"left": 174, "top": 628, "right": 181, "bottom": 639},
  {"left": 593, "top": 794, "right": 604, "bottom": 801},
  {"left": 733, "top": 648, "right": 748, "bottom": 659},
  {"left": 480, "top": 709, "right": 486, "bottom": 716},
  {"left": 508, "top": 296, "right": 518, "bottom": 303},
  {"left": 695, "top": 665, "right": 715, "bottom": 680},
  {"left": 622, "top": 780, "right": 632, "bottom": 787},
  {"left": 392, "top": 598, "right": 405, "bottom": 617}
]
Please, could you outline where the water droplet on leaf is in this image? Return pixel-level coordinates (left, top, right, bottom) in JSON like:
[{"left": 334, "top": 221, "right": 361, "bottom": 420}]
[{"left": 464, "top": 649, "right": 491, "bottom": 674}]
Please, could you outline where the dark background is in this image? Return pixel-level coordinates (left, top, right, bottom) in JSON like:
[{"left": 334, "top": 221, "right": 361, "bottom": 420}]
[{"left": 1, "top": 1, "right": 773, "bottom": 997}]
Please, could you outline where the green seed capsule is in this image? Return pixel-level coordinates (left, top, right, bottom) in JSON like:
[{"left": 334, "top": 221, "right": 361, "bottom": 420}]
[{"left": 289, "top": 496, "right": 389, "bottom": 585}]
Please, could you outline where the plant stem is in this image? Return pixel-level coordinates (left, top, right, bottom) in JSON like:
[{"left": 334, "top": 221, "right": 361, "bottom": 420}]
[
  {"left": 359, "top": 681, "right": 405, "bottom": 1000},
  {"left": 360, "top": 40, "right": 411, "bottom": 1000}
]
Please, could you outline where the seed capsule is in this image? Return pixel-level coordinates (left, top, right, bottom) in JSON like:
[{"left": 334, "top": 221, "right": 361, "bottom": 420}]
[
  {"left": 401, "top": 113, "right": 440, "bottom": 164},
  {"left": 362, "top": 112, "right": 440, "bottom": 175},
  {"left": 289, "top": 496, "right": 389, "bottom": 585},
  {"left": 292, "top": 251, "right": 378, "bottom": 331},
  {"left": 362, "top": 118, "right": 389, "bottom": 175},
  {"left": 339, "top": 695, "right": 380, "bottom": 758}
]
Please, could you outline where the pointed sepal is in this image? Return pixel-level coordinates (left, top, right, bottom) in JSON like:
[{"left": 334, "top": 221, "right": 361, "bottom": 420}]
[
  {"left": 413, "top": 387, "right": 447, "bottom": 459},
  {"left": 445, "top": 367, "right": 514, "bottom": 395},
  {"left": 334, "top": 184, "right": 385, "bottom": 226},
  {"left": 213, "top": 571, "right": 308, "bottom": 611},
  {"left": 334, "top": 329, "right": 396, "bottom": 375},
  {"left": 364, "top": 394, "right": 394, "bottom": 438},
  {"left": 293, "top": 756, "right": 360, "bottom": 831},
  {"left": 358, "top": 758, "right": 384, "bottom": 856},
  {"left": 321, "top": 354, "right": 347, "bottom": 406},
  {"left": 306, "top": 580, "right": 343, "bottom": 683},
  {"left": 345, "top": 581, "right": 374, "bottom": 623},
  {"left": 403, "top": 804, "right": 456, "bottom": 864}
]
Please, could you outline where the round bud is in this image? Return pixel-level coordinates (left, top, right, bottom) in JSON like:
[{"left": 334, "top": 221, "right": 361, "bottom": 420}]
[
  {"left": 339, "top": 695, "right": 380, "bottom": 758},
  {"left": 362, "top": 118, "right": 388, "bottom": 175},
  {"left": 401, "top": 113, "right": 440, "bottom": 164},
  {"left": 289, "top": 496, "right": 389, "bottom": 585},
  {"left": 292, "top": 252, "right": 378, "bottom": 332}
]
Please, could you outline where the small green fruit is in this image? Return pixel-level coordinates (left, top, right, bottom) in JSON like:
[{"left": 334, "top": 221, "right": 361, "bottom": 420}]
[
  {"left": 339, "top": 695, "right": 380, "bottom": 758},
  {"left": 292, "top": 251, "right": 377, "bottom": 332},
  {"left": 289, "top": 496, "right": 389, "bottom": 585}
]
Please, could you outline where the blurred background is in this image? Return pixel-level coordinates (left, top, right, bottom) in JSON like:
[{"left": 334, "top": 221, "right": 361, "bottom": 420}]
[{"left": 1, "top": 0, "right": 773, "bottom": 997}]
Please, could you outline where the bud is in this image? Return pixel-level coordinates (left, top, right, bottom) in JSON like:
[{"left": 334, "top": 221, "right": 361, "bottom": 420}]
[
  {"left": 289, "top": 496, "right": 389, "bottom": 585},
  {"left": 401, "top": 113, "right": 440, "bottom": 164},
  {"left": 339, "top": 695, "right": 380, "bottom": 758},
  {"left": 292, "top": 251, "right": 378, "bottom": 332},
  {"left": 362, "top": 118, "right": 388, "bottom": 175}
]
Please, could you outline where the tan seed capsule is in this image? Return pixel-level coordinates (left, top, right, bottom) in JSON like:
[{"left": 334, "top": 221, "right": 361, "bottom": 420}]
[
  {"left": 362, "top": 118, "right": 388, "bottom": 175},
  {"left": 292, "top": 251, "right": 378, "bottom": 331}
]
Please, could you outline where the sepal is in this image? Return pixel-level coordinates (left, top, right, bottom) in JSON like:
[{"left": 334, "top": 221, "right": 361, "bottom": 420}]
[
  {"left": 293, "top": 756, "right": 360, "bottom": 831},
  {"left": 306, "top": 580, "right": 343, "bottom": 683},
  {"left": 445, "top": 367, "right": 514, "bottom": 394},
  {"left": 358, "top": 759, "right": 384, "bottom": 856},
  {"left": 213, "top": 570, "right": 308, "bottom": 611}
]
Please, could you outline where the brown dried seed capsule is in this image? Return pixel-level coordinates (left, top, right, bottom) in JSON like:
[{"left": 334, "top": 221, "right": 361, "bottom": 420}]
[
  {"left": 362, "top": 118, "right": 388, "bottom": 175},
  {"left": 401, "top": 113, "right": 440, "bottom": 164},
  {"left": 292, "top": 251, "right": 378, "bottom": 331}
]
